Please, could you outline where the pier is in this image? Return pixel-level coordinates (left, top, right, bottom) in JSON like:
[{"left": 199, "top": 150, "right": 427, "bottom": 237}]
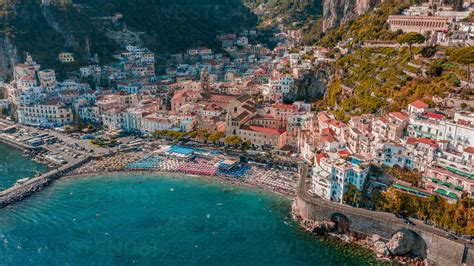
[
  {"left": 0, "top": 156, "right": 90, "bottom": 208},
  {"left": 0, "top": 126, "right": 94, "bottom": 208}
]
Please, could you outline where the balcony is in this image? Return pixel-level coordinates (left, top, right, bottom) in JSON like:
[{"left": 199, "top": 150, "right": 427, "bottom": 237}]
[{"left": 437, "top": 157, "right": 473, "bottom": 176}]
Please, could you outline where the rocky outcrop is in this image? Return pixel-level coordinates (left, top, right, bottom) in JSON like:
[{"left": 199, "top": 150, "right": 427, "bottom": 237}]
[
  {"left": 322, "top": 0, "right": 382, "bottom": 31},
  {"left": 374, "top": 240, "right": 390, "bottom": 256},
  {"left": 369, "top": 229, "right": 427, "bottom": 258},
  {"left": 387, "top": 229, "right": 427, "bottom": 258},
  {"left": 295, "top": 64, "right": 333, "bottom": 101},
  {"left": 300, "top": 218, "right": 336, "bottom": 234},
  {"left": 0, "top": 37, "right": 18, "bottom": 80}
]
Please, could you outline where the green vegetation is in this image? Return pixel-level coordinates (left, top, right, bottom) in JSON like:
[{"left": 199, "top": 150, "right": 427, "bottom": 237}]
[
  {"left": 386, "top": 166, "right": 423, "bottom": 188},
  {"left": 90, "top": 138, "right": 117, "bottom": 147},
  {"left": 224, "top": 135, "right": 251, "bottom": 150},
  {"left": 375, "top": 189, "right": 474, "bottom": 235},
  {"left": 343, "top": 184, "right": 363, "bottom": 207},
  {"left": 225, "top": 135, "right": 242, "bottom": 147},
  {"left": 0, "top": 0, "right": 257, "bottom": 70},
  {"left": 79, "top": 0, "right": 257, "bottom": 53},
  {"left": 153, "top": 130, "right": 185, "bottom": 141},
  {"left": 420, "top": 46, "right": 438, "bottom": 58},
  {"left": 245, "top": 0, "right": 322, "bottom": 28},
  {"left": 396, "top": 32, "right": 425, "bottom": 59},
  {"left": 153, "top": 129, "right": 227, "bottom": 145},
  {"left": 320, "top": 46, "right": 467, "bottom": 120},
  {"left": 449, "top": 46, "right": 474, "bottom": 80},
  {"left": 468, "top": 11, "right": 474, "bottom": 22},
  {"left": 318, "top": 2, "right": 408, "bottom": 48}
]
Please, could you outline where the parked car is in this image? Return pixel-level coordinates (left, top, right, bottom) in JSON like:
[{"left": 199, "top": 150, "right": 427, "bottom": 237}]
[{"left": 446, "top": 233, "right": 458, "bottom": 240}]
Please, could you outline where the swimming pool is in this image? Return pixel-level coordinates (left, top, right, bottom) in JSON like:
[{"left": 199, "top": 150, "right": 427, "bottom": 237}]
[
  {"left": 169, "top": 146, "right": 194, "bottom": 155},
  {"left": 350, "top": 158, "right": 363, "bottom": 165}
]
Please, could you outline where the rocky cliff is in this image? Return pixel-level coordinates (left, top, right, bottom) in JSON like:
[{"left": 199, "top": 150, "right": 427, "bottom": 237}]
[
  {"left": 0, "top": 37, "right": 18, "bottom": 80},
  {"left": 295, "top": 63, "right": 333, "bottom": 101},
  {"left": 322, "top": 0, "right": 382, "bottom": 31},
  {"left": 0, "top": 0, "right": 257, "bottom": 73}
]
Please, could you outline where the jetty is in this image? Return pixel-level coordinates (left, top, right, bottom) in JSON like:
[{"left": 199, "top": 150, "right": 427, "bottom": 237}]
[{"left": 0, "top": 157, "right": 90, "bottom": 208}]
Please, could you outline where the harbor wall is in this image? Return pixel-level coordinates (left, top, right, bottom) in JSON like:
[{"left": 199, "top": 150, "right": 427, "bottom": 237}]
[
  {"left": 0, "top": 134, "right": 40, "bottom": 150},
  {"left": 0, "top": 157, "right": 90, "bottom": 208}
]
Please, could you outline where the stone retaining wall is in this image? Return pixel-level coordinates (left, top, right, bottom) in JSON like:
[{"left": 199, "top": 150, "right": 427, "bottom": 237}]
[{"left": 294, "top": 194, "right": 472, "bottom": 265}]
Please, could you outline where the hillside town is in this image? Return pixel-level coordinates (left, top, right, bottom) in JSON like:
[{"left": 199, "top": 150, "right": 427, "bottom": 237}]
[{"left": 0, "top": 0, "right": 473, "bottom": 234}]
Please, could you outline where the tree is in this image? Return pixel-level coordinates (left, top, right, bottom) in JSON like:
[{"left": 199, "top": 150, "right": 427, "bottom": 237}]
[
  {"left": 450, "top": 46, "right": 474, "bottom": 81},
  {"left": 240, "top": 140, "right": 251, "bottom": 151},
  {"left": 207, "top": 131, "right": 225, "bottom": 144},
  {"left": 224, "top": 136, "right": 241, "bottom": 147},
  {"left": 427, "top": 64, "right": 443, "bottom": 77},
  {"left": 420, "top": 46, "right": 437, "bottom": 58},
  {"left": 468, "top": 12, "right": 474, "bottom": 23},
  {"left": 397, "top": 32, "right": 425, "bottom": 59},
  {"left": 343, "top": 184, "right": 362, "bottom": 207}
]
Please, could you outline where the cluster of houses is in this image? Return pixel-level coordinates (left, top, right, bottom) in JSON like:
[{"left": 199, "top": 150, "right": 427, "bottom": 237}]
[
  {"left": 0, "top": 25, "right": 472, "bottom": 205},
  {"left": 388, "top": 1, "right": 474, "bottom": 46},
  {"left": 303, "top": 100, "right": 473, "bottom": 203}
]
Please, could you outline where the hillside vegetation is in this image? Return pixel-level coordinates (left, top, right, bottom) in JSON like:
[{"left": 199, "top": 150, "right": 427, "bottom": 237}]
[
  {"left": 0, "top": 0, "right": 257, "bottom": 68},
  {"left": 311, "top": 2, "right": 472, "bottom": 121}
]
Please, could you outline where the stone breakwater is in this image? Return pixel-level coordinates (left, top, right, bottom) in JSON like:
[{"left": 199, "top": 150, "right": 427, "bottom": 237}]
[
  {"left": 0, "top": 134, "right": 39, "bottom": 150},
  {"left": 0, "top": 157, "right": 90, "bottom": 208}
]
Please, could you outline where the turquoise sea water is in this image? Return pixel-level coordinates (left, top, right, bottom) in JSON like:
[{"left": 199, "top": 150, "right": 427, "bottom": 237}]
[
  {"left": 0, "top": 142, "right": 375, "bottom": 265},
  {"left": 0, "top": 173, "right": 377, "bottom": 265},
  {"left": 0, "top": 143, "right": 48, "bottom": 190}
]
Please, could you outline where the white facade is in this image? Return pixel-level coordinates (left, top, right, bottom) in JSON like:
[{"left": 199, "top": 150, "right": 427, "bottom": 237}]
[
  {"left": 312, "top": 156, "right": 369, "bottom": 203},
  {"left": 18, "top": 103, "right": 73, "bottom": 128}
]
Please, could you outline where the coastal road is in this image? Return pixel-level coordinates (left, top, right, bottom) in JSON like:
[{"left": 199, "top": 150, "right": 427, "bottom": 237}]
[{"left": 297, "top": 164, "right": 474, "bottom": 247}]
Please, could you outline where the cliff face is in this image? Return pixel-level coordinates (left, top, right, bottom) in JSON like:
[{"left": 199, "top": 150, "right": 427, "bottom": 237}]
[
  {"left": 295, "top": 63, "right": 333, "bottom": 101},
  {"left": 0, "top": 0, "right": 257, "bottom": 72},
  {"left": 0, "top": 37, "right": 18, "bottom": 80},
  {"left": 322, "top": 0, "right": 382, "bottom": 31}
]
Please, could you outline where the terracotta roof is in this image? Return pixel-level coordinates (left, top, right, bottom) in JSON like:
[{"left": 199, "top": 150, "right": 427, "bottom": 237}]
[
  {"left": 321, "top": 128, "right": 336, "bottom": 137},
  {"left": 464, "top": 146, "right": 474, "bottom": 154},
  {"left": 328, "top": 119, "right": 346, "bottom": 128},
  {"left": 409, "top": 100, "right": 429, "bottom": 109},
  {"left": 407, "top": 137, "right": 437, "bottom": 148},
  {"left": 338, "top": 150, "right": 351, "bottom": 156},
  {"left": 315, "top": 153, "right": 329, "bottom": 165},
  {"left": 240, "top": 125, "right": 286, "bottom": 135},
  {"left": 275, "top": 104, "right": 295, "bottom": 110},
  {"left": 424, "top": 112, "right": 445, "bottom": 120},
  {"left": 389, "top": 112, "right": 408, "bottom": 121}
]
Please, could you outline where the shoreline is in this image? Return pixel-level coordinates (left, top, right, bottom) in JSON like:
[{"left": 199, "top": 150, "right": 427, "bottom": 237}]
[{"left": 1, "top": 141, "right": 386, "bottom": 263}]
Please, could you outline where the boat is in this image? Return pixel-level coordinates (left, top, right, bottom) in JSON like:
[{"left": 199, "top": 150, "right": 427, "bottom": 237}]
[{"left": 14, "top": 178, "right": 30, "bottom": 186}]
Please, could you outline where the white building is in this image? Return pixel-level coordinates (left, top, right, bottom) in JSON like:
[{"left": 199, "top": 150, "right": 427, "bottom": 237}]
[
  {"left": 312, "top": 155, "right": 369, "bottom": 203},
  {"left": 18, "top": 102, "right": 73, "bottom": 128}
]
